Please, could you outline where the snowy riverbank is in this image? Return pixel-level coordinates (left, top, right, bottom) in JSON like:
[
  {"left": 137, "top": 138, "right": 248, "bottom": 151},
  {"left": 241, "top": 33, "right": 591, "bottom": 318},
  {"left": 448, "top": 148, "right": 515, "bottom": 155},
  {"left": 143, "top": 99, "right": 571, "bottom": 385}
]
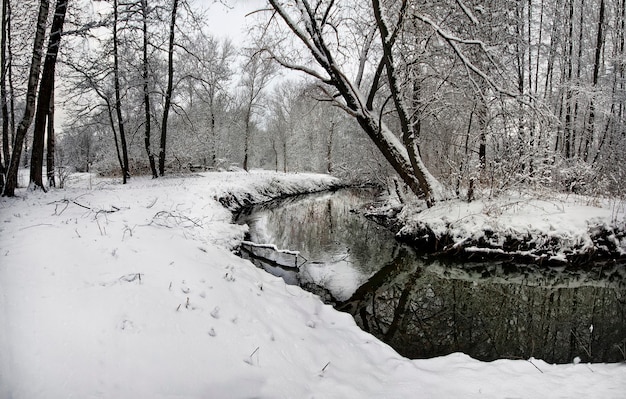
[
  {"left": 1, "top": 171, "right": 625, "bottom": 398},
  {"left": 368, "top": 193, "right": 626, "bottom": 266}
]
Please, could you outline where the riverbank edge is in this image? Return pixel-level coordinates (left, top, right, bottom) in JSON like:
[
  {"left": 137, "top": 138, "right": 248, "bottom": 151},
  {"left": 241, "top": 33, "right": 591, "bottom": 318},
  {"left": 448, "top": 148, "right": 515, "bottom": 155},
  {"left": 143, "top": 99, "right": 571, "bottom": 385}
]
[
  {"left": 215, "top": 174, "right": 347, "bottom": 214},
  {"left": 364, "top": 200, "right": 626, "bottom": 269}
]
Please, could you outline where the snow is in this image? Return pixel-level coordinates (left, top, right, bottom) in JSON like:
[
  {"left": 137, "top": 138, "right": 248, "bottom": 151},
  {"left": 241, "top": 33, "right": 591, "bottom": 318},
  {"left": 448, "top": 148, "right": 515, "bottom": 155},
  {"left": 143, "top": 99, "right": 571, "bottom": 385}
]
[
  {"left": 396, "top": 194, "right": 626, "bottom": 262},
  {"left": 1, "top": 171, "right": 624, "bottom": 398}
]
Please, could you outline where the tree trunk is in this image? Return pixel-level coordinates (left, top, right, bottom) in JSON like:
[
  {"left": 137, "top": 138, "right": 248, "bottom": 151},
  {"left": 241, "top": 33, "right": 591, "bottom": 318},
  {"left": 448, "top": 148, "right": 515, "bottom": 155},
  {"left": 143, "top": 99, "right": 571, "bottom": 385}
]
[
  {"left": 563, "top": 0, "right": 575, "bottom": 159},
  {"left": 267, "top": 0, "right": 444, "bottom": 205},
  {"left": 282, "top": 132, "right": 287, "bottom": 173},
  {"left": 326, "top": 117, "right": 334, "bottom": 174},
  {"left": 543, "top": 0, "right": 562, "bottom": 100},
  {"left": 243, "top": 108, "right": 251, "bottom": 171},
  {"left": 272, "top": 139, "right": 278, "bottom": 172},
  {"left": 159, "top": 0, "right": 179, "bottom": 176},
  {"left": 46, "top": 89, "right": 55, "bottom": 187},
  {"left": 477, "top": 97, "right": 487, "bottom": 170},
  {"left": 141, "top": 0, "right": 157, "bottom": 178},
  {"left": 3, "top": 0, "right": 50, "bottom": 197},
  {"left": 456, "top": 107, "right": 474, "bottom": 196},
  {"left": 113, "top": 0, "right": 129, "bottom": 183},
  {"left": 372, "top": 0, "right": 436, "bottom": 206},
  {"left": 585, "top": 0, "right": 605, "bottom": 162},
  {"left": 30, "top": 0, "right": 68, "bottom": 190},
  {"left": 7, "top": 0, "right": 14, "bottom": 148},
  {"left": 515, "top": 0, "right": 526, "bottom": 166},
  {"left": 572, "top": 0, "right": 585, "bottom": 158},
  {"left": 534, "top": 0, "right": 545, "bottom": 96},
  {"left": 0, "top": 0, "right": 9, "bottom": 190},
  {"left": 210, "top": 104, "right": 217, "bottom": 166},
  {"left": 106, "top": 100, "right": 124, "bottom": 175}
]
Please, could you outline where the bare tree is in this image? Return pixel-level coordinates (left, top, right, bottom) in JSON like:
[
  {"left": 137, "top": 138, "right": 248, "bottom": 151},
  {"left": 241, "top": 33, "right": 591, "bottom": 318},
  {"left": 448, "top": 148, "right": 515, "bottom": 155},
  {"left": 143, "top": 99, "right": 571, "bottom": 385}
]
[
  {"left": 0, "top": 0, "right": 9, "bottom": 190},
  {"left": 3, "top": 0, "right": 50, "bottom": 197},
  {"left": 240, "top": 51, "right": 275, "bottom": 172},
  {"left": 140, "top": 0, "right": 157, "bottom": 178},
  {"left": 158, "top": 0, "right": 179, "bottom": 176},
  {"left": 113, "top": 0, "right": 130, "bottom": 183},
  {"left": 46, "top": 89, "right": 55, "bottom": 186},
  {"left": 583, "top": 0, "right": 605, "bottom": 161},
  {"left": 30, "top": 0, "right": 69, "bottom": 190},
  {"left": 264, "top": 0, "right": 446, "bottom": 205}
]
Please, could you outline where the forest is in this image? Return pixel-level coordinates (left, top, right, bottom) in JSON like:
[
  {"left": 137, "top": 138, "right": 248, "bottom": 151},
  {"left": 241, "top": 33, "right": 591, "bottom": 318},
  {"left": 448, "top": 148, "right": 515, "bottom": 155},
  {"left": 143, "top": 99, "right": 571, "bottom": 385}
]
[
  {"left": 1, "top": 2, "right": 625, "bottom": 396},
  {"left": 0, "top": 0, "right": 624, "bottom": 204}
]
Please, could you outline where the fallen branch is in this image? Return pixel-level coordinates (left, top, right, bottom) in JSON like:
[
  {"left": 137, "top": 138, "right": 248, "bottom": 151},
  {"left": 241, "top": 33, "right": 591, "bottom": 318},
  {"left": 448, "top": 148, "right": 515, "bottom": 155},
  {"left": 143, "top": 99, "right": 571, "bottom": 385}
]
[{"left": 50, "top": 197, "right": 121, "bottom": 215}]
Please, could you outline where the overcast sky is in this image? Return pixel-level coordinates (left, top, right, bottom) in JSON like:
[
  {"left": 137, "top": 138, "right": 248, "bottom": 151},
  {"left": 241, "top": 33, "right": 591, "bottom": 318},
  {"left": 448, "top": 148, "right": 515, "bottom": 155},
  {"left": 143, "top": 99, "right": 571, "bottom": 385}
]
[{"left": 202, "top": 0, "right": 267, "bottom": 44}]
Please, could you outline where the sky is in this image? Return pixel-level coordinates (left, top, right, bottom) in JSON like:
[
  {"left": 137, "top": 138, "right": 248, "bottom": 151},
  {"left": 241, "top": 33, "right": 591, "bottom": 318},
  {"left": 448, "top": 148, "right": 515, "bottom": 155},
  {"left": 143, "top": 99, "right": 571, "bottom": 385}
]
[
  {"left": 201, "top": 0, "right": 267, "bottom": 44},
  {"left": 53, "top": 0, "right": 270, "bottom": 132}
]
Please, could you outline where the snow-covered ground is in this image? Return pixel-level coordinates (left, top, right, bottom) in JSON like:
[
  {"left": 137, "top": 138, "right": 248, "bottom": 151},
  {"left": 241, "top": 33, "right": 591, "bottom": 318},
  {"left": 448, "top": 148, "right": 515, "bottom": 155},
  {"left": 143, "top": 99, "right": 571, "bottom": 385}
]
[
  {"left": 1, "top": 171, "right": 624, "bottom": 398},
  {"left": 391, "top": 193, "right": 626, "bottom": 264}
]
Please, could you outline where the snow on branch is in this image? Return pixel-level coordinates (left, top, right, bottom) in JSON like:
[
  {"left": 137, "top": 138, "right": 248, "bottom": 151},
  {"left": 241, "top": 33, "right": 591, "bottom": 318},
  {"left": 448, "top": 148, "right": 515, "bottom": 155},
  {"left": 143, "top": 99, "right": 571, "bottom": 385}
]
[
  {"left": 267, "top": 0, "right": 332, "bottom": 69},
  {"left": 455, "top": 0, "right": 479, "bottom": 25},
  {"left": 263, "top": 48, "right": 329, "bottom": 82},
  {"left": 414, "top": 13, "right": 518, "bottom": 98}
]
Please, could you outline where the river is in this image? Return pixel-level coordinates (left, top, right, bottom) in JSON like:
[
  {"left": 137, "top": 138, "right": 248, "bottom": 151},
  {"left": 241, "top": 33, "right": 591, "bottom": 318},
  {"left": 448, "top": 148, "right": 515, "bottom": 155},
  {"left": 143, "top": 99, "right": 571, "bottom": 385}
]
[{"left": 236, "top": 188, "right": 626, "bottom": 364}]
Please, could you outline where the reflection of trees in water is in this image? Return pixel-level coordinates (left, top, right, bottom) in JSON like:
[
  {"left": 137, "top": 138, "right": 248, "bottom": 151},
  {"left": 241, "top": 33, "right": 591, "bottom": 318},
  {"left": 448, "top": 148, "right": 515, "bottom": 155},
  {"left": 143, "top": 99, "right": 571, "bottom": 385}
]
[
  {"left": 240, "top": 190, "right": 626, "bottom": 364},
  {"left": 339, "top": 256, "right": 626, "bottom": 363},
  {"left": 245, "top": 189, "right": 399, "bottom": 275}
]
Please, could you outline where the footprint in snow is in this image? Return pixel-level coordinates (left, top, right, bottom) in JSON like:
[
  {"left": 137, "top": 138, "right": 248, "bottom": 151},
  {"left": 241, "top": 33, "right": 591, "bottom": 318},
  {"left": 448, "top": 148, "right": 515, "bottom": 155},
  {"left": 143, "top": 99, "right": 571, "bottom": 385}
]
[{"left": 118, "top": 319, "right": 137, "bottom": 332}]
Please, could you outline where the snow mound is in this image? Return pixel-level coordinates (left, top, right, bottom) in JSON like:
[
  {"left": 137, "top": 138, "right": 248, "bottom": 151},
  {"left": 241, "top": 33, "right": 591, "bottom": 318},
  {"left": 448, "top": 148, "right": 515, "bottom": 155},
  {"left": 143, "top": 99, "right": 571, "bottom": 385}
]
[{"left": 395, "top": 195, "right": 626, "bottom": 265}]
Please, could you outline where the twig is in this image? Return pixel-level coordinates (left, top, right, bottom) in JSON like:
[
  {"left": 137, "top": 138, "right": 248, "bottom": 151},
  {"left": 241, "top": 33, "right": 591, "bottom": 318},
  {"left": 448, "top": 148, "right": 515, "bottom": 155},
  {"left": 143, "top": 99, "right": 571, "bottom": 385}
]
[
  {"left": 244, "top": 346, "right": 260, "bottom": 366},
  {"left": 151, "top": 211, "right": 204, "bottom": 229},
  {"left": 49, "top": 198, "right": 121, "bottom": 214},
  {"left": 527, "top": 358, "right": 544, "bottom": 373},
  {"left": 122, "top": 224, "right": 136, "bottom": 241},
  {"left": 249, "top": 346, "right": 260, "bottom": 358},
  {"left": 321, "top": 361, "right": 331, "bottom": 372},
  {"left": 72, "top": 200, "right": 91, "bottom": 210},
  {"left": 53, "top": 201, "right": 69, "bottom": 215},
  {"left": 19, "top": 223, "right": 54, "bottom": 230},
  {"left": 615, "top": 342, "right": 626, "bottom": 360},
  {"left": 96, "top": 218, "right": 106, "bottom": 236},
  {"left": 146, "top": 197, "right": 158, "bottom": 209},
  {"left": 571, "top": 329, "right": 593, "bottom": 358},
  {"left": 119, "top": 273, "right": 142, "bottom": 283}
]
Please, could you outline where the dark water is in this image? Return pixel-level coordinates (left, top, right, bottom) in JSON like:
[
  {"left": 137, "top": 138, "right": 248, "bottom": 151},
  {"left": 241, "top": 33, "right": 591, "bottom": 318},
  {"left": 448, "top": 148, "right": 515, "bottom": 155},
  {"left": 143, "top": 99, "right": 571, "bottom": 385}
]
[{"left": 236, "top": 189, "right": 626, "bottom": 364}]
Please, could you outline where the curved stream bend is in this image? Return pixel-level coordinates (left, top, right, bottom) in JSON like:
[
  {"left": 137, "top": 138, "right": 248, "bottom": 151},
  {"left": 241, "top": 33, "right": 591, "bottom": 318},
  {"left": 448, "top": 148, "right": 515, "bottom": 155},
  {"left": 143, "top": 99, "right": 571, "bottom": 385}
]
[{"left": 236, "top": 189, "right": 626, "bottom": 364}]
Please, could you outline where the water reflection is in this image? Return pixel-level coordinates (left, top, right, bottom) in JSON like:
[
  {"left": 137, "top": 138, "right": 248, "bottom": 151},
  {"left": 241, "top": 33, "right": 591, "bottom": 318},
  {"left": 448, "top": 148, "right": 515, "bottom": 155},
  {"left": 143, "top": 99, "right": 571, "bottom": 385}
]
[
  {"left": 237, "top": 189, "right": 626, "bottom": 363},
  {"left": 238, "top": 189, "right": 400, "bottom": 300},
  {"left": 339, "top": 254, "right": 626, "bottom": 363}
]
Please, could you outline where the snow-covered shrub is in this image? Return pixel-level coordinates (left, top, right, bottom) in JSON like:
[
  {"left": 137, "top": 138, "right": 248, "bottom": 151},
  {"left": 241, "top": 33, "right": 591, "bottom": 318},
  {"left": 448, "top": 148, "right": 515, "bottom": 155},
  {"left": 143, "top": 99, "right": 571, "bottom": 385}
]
[{"left": 553, "top": 158, "right": 609, "bottom": 196}]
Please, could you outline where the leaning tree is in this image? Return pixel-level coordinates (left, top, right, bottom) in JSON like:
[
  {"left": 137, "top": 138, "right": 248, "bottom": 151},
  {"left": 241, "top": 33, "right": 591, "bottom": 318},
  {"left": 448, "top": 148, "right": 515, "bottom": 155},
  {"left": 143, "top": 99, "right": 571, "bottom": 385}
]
[{"left": 262, "top": 0, "right": 446, "bottom": 205}]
